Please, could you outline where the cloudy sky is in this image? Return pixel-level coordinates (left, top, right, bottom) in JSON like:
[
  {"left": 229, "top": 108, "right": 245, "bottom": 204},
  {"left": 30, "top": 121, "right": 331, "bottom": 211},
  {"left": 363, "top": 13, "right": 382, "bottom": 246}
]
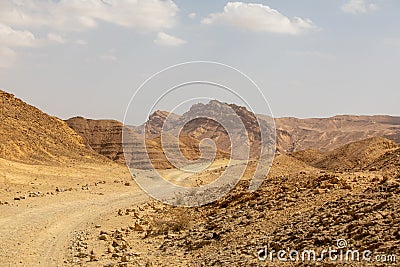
[{"left": 0, "top": 0, "right": 399, "bottom": 124}]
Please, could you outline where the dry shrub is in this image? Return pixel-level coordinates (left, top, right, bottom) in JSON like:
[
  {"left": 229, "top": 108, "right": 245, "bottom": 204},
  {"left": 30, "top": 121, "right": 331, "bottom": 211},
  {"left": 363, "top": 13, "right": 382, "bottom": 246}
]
[{"left": 152, "top": 208, "right": 191, "bottom": 235}]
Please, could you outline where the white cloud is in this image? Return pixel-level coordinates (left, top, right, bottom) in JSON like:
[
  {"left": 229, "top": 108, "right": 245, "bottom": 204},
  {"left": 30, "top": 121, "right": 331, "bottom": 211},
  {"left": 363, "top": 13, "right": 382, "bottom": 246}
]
[
  {"left": 0, "top": 0, "right": 179, "bottom": 67},
  {"left": 0, "top": 0, "right": 179, "bottom": 32},
  {"left": 0, "top": 23, "right": 37, "bottom": 47},
  {"left": 154, "top": 32, "right": 187, "bottom": 46},
  {"left": 47, "top": 33, "right": 66, "bottom": 44},
  {"left": 188, "top": 13, "right": 197, "bottom": 19},
  {"left": 341, "top": 0, "right": 378, "bottom": 14},
  {"left": 0, "top": 22, "right": 39, "bottom": 68},
  {"left": 0, "top": 22, "right": 38, "bottom": 68},
  {"left": 201, "top": 2, "right": 317, "bottom": 35},
  {"left": 0, "top": 46, "right": 16, "bottom": 68}
]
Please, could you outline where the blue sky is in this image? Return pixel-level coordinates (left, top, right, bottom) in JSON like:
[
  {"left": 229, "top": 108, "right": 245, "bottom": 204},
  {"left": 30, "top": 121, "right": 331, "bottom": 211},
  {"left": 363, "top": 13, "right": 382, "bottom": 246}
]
[{"left": 0, "top": 0, "right": 399, "bottom": 124}]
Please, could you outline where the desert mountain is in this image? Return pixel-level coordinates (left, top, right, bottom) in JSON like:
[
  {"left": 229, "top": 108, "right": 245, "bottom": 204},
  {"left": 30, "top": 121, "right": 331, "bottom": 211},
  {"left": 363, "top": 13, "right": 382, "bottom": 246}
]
[
  {"left": 66, "top": 117, "right": 126, "bottom": 164},
  {"left": 132, "top": 110, "right": 180, "bottom": 139},
  {"left": 133, "top": 100, "right": 276, "bottom": 160},
  {"left": 0, "top": 90, "right": 103, "bottom": 164},
  {"left": 66, "top": 115, "right": 229, "bottom": 169},
  {"left": 275, "top": 115, "right": 400, "bottom": 152},
  {"left": 68, "top": 101, "right": 266, "bottom": 168},
  {"left": 164, "top": 100, "right": 275, "bottom": 159},
  {"left": 290, "top": 137, "right": 399, "bottom": 171},
  {"left": 65, "top": 100, "right": 400, "bottom": 168},
  {"left": 65, "top": 117, "right": 158, "bottom": 169},
  {"left": 142, "top": 109, "right": 400, "bottom": 155}
]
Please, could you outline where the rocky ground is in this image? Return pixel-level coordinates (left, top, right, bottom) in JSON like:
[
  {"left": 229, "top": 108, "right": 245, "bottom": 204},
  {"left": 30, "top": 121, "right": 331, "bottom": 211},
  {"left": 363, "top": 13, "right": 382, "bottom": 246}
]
[
  {"left": 0, "top": 147, "right": 398, "bottom": 266},
  {"left": 66, "top": 153, "right": 400, "bottom": 266}
]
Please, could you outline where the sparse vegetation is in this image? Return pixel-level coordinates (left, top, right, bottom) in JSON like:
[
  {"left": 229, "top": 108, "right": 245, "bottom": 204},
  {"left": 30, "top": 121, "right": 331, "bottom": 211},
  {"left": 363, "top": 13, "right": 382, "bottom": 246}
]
[{"left": 152, "top": 208, "right": 191, "bottom": 235}]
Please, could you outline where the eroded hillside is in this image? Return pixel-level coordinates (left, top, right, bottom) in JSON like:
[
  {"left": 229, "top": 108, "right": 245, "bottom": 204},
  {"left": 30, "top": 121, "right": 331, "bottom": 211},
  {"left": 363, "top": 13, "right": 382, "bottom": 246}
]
[{"left": 0, "top": 90, "right": 103, "bottom": 164}]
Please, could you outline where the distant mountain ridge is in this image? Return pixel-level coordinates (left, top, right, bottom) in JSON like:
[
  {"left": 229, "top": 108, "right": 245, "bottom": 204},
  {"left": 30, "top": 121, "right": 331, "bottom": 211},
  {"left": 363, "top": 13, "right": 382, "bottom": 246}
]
[
  {"left": 65, "top": 100, "right": 400, "bottom": 168},
  {"left": 290, "top": 137, "right": 399, "bottom": 171},
  {"left": 275, "top": 114, "right": 400, "bottom": 152},
  {"left": 2, "top": 88, "right": 398, "bottom": 169}
]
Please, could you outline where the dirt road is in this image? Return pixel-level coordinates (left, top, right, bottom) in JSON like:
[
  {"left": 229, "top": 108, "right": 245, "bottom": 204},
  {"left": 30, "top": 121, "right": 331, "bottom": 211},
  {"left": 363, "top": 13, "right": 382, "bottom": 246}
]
[{"left": 0, "top": 189, "right": 147, "bottom": 266}]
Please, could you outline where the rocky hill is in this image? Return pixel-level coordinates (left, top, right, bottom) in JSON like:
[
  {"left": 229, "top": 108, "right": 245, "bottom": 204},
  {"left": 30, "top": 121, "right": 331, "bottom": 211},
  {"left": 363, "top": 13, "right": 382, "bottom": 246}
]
[
  {"left": 0, "top": 90, "right": 103, "bottom": 164},
  {"left": 66, "top": 117, "right": 126, "bottom": 164},
  {"left": 67, "top": 114, "right": 228, "bottom": 169},
  {"left": 367, "top": 147, "right": 400, "bottom": 181},
  {"left": 291, "top": 137, "right": 399, "bottom": 171},
  {"left": 275, "top": 115, "right": 400, "bottom": 152},
  {"left": 65, "top": 100, "right": 400, "bottom": 168},
  {"left": 134, "top": 110, "right": 180, "bottom": 139},
  {"left": 171, "top": 100, "right": 275, "bottom": 159}
]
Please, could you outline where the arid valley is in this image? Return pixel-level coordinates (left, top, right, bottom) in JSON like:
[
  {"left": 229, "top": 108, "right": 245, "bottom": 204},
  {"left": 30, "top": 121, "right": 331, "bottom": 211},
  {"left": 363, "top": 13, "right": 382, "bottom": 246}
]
[
  {"left": 0, "top": 89, "right": 399, "bottom": 266},
  {"left": 1, "top": 1, "right": 399, "bottom": 266}
]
